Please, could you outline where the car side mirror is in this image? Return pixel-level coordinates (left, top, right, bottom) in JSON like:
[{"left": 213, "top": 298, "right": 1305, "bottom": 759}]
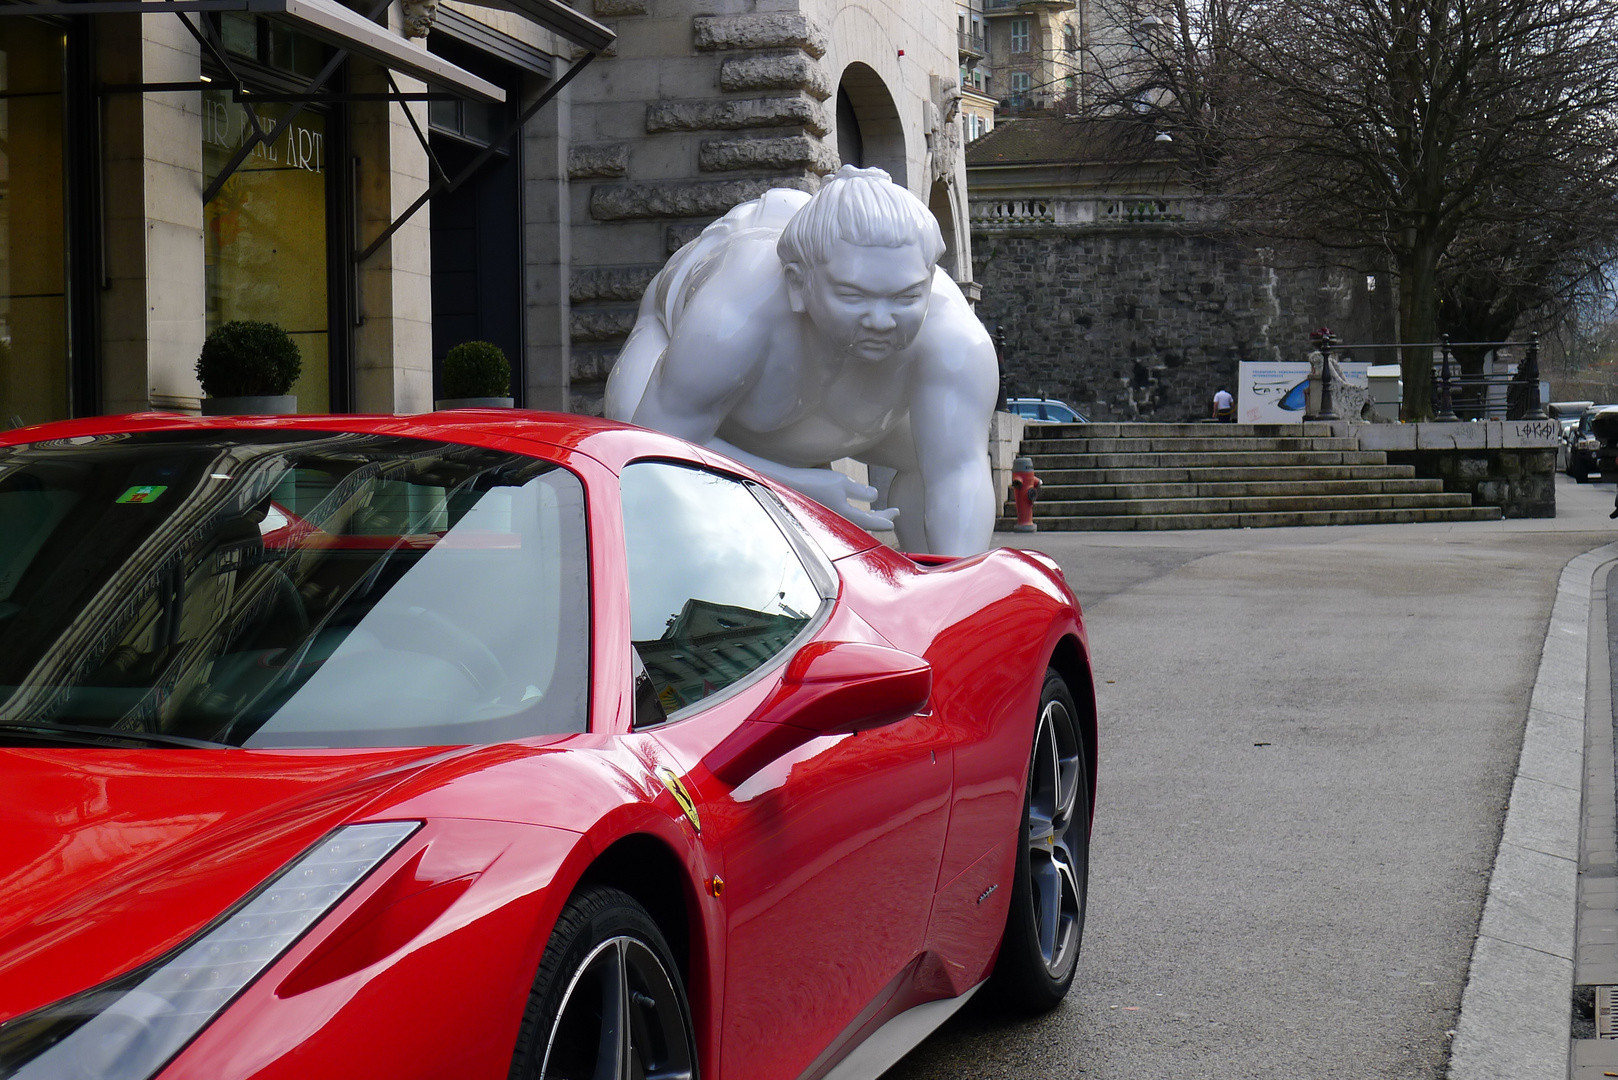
[{"left": 703, "top": 641, "right": 931, "bottom": 786}]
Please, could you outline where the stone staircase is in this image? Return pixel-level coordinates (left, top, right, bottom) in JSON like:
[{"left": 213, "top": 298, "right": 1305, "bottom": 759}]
[{"left": 997, "top": 422, "right": 1503, "bottom": 531}]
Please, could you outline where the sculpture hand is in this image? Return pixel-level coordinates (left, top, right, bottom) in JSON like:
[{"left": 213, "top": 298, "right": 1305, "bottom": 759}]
[{"left": 795, "top": 468, "right": 900, "bottom": 532}]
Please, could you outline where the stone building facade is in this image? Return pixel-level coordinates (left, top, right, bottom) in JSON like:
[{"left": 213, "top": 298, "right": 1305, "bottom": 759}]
[
  {"left": 0, "top": 0, "right": 968, "bottom": 426},
  {"left": 968, "top": 117, "right": 1395, "bottom": 421}
]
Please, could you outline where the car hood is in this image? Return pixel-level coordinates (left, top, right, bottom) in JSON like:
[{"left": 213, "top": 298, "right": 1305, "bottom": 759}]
[{"left": 0, "top": 746, "right": 458, "bottom": 1022}]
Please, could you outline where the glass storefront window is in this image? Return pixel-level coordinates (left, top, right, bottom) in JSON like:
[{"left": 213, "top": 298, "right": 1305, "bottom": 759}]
[
  {"left": 0, "top": 21, "right": 67, "bottom": 429},
  {"left": 203, "top": 92, "right": 330, "bottom": 412}
]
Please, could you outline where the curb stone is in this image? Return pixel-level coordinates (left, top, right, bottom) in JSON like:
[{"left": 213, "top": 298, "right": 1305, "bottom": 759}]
[{"left": 1449, "top": 542, "right": 1618, "bottom": 1080}]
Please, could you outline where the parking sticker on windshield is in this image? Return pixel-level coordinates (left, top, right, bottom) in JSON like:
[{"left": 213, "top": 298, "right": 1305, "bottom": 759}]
[{"left": 116, "top": 485, "right": 168, "bottom": 504}]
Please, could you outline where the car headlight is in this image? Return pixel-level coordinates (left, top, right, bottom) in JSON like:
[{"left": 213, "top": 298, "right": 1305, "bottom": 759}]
[{"left": 0, "top": 821, "right": 419, "bottom": 1080}]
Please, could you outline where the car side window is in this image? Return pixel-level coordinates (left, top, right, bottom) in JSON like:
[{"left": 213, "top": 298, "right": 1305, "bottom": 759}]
[{"left": 621, "top": 462, "right": 825, "bottom": 723}]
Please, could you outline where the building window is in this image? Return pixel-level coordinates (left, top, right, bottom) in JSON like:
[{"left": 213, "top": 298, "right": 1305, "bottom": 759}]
[
  {"left": 1010, "top": 19, "right": 1030, "bottom": 53},
  {"left": 1010, "top": 71, "right": 1030, "bottom": 94},
  {"left": 0, "top": 20, "right": 68, "bottom": 428},
  {"left": 203, "top": 93, "right": 332, "bottom": 413},
  {"left": 1064, "top": 24, "right": 1076, "bottom": 52},
  {"left": 1065, "top": 74, "right": 1076, "bottom": 92}
]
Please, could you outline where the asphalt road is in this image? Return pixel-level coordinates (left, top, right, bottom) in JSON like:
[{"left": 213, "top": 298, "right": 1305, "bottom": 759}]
[{"left": 886, "top": 476, "right": 1618, "bottom": 1080}]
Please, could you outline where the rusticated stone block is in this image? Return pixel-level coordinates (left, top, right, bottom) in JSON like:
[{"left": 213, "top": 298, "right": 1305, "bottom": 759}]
[
  {"left": 699, "top": 134, "right": 836, "bottom": 174},
  {"left": 693, "top": 14, "right": 827, "bottom": 57},
  {"left": 569, "top": 306, "right": 638, "bottom": 342},
  {"left": 571, "top": 265, "right": 661, "bottom": 303},
  {"left": 568, "top": 142, "right": 630, "bottom": 179},
  {"left": 667, "top": 223, "right": 708, "bottom": 253},
  {"left": 646, "top": 95, "right": 829, "bottom": 137},
  {"left": 591, "top": 175, "right": 816, "bottom": 221},
  {"left": 570, "top": 346, "right": 621, "bottom": 383},
  {"left": 719, "top": 53, "right": 831, "bottom": 100}
]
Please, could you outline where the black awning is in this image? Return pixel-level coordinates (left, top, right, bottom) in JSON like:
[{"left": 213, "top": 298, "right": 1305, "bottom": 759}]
[{"left": 444, "top": 0, "right": 614, "bottom": 53}]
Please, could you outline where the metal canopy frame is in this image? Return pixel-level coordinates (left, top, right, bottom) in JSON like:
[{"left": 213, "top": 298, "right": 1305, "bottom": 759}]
[{"left": 7, "top": 0, "right": 505, "bottom": 99}]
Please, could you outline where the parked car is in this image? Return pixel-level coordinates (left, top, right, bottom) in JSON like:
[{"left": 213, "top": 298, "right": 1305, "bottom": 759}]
[
  {"left": 1006, "top": 397, "right": 1089, "bottom": 424},
  {"left": 1549, "top": 401, "right": 1594, "bottom": 437},
  {"left": 1566, "top": 406, "right": 1618, "bottom": 481},
  {"left": 0, "top": 411, "right": 1095, "bottom": 1080}
]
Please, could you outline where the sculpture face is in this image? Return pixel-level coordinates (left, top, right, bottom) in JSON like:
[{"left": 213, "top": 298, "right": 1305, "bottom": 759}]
[{"left": 791, "top": 239, "right": 935, "bottom": 363}]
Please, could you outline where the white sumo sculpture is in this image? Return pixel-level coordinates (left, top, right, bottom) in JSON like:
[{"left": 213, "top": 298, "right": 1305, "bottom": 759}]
[{"left": 604, "top": 165, "right": 998, "bottom": 556}]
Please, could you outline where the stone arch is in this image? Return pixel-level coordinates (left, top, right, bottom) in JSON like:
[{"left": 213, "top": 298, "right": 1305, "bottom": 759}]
[
  {"left": 929, "top": 179, "right": 959, "bottom": 280},
  {"left": 835, "top": 63, "right": 907, "bottom": 186}
]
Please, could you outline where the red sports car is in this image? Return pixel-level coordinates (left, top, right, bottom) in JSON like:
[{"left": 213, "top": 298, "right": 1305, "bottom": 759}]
[{"left": 0, "top": 412, "right": 1094, "bottom": 1080}]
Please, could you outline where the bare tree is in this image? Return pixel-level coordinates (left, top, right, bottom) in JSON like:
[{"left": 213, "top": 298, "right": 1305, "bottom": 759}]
[{"left": 1070, "top": 0, "right": 1618, "bottom": 418}]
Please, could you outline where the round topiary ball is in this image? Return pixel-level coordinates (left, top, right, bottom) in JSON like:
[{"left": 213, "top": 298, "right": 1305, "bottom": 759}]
[
  {"left": 443, "top": 341, "right": 511, "bottom": 399},
  {"left": 196, "top": 321, "right": 302, "bottom": 398}
]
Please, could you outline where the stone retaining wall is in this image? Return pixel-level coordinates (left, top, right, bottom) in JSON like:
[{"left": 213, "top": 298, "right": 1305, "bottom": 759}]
[
  {"left": 1358, "top": 421, "right": 1561, "bottom": 519},
  {"left": 969, "top": 229, "right": 1395, "bottom": 423}
]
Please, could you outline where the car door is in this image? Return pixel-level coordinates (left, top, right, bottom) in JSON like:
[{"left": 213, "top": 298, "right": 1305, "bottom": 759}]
[{"left": 617, "top": 461, "right": 953, "bottom": 1080}]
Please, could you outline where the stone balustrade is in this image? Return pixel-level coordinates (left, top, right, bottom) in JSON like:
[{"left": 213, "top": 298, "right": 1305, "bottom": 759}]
[{"left": 969, "top": 195, "right": 1210, "bottom": 229}]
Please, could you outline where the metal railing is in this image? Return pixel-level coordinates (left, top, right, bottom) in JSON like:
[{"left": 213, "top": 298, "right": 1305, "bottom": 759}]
[
  {"left": 1312, "top": 333, "right": 1546, "bottom": 422},
  {"left": 958, "top": 29, "right": 986, "bottom": 54}
]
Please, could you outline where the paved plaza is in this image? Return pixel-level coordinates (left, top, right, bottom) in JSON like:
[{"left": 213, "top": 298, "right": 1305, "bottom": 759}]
[{"left": 889, "top": 474, "right": 1618, "bottom": 1080}]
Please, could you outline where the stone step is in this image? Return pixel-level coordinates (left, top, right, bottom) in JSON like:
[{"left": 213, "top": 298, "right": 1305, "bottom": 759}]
[
  {"left": 1021, "top": 436, "right": 1361, "bottom": 454},
  {"left": 1021, "top": 492, "right": 1477, "bottom": 517},
  {"left": 1026, "top": 422, "right": 1340, "bottom": 439},
  {"left": 1034, "top": 464, "right": 1421, "bottom": 485},
  {"left": 1029, "top": 478, "right": 1448, "bottom": 501},
  {"left": 1029, "top": 451, "right": 1391, "bottom": 469},
  {"left": 995, "top": 506, "right": 1503, "bottom": 531}
]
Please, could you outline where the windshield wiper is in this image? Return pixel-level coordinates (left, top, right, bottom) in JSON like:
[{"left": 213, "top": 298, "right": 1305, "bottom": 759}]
[{"left": 0, "top": 721, "right": 230, "bottom": 749}]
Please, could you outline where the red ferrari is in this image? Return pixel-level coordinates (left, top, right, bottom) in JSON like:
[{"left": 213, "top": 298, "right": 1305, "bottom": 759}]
[{"left": 0, "top": 412, "right": 1094, "bottom": 1080}]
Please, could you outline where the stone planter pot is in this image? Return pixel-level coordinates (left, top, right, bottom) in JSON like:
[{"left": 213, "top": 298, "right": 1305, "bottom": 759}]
[
  {"left": 435, "top": 397, "right": 513, "bottom": 410},
  {"left": 201, "top": 395, "right": 297, "bottom": 416}
]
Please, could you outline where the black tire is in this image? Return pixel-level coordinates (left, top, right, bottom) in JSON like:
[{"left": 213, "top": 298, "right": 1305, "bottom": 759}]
[
  {"left": 989, "top": 669, "right": 1090, "bottom": 1014},
  {"left": 510, "top": 885, "right": 697, "bottom": 1080}
]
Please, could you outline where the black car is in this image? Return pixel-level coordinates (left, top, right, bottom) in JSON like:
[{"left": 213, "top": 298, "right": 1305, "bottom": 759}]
[{"left": 1567, "top": 406, "right": 1618, "bottom": 482}]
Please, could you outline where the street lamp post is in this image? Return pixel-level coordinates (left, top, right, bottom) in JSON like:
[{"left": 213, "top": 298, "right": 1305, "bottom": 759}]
[
  {"left": 1435, "top": 336, "right": 1459, "bottom": 422},
  {"left": 1311, "top": 328, "right": 1339, "bottom": 421}
]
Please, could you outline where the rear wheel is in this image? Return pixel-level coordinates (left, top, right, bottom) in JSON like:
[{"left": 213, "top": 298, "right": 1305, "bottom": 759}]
[
  {"left": 990, "top": 669, "right": 1090, "bottom": 1013},
  {"left": 510, "top": 885, "right": 697, "bottom": 1080}
]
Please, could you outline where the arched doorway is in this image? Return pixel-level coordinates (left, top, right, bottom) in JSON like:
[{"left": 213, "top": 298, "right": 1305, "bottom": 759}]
[
  {"left": 835, "top": 63, "right": 906, "bottom": 185},
  {"left": 928, "top": 180, "right": 959, "bottom": 280}
]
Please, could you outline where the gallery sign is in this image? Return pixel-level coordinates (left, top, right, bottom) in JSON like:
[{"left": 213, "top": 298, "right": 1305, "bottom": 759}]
[
  {"left": 1236, "top": 362, "right": 1311, "bottom": 423},
  {"left": 1237, "top": 361, "right": 1371, "bottom": 422}
]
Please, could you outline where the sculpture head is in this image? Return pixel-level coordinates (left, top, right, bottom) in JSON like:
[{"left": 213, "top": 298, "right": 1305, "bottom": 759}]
[{"left": 778, "top": 166, "right": 947, "bottom": 363}]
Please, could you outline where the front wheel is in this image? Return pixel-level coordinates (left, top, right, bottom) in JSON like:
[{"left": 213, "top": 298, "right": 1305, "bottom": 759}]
[
  {"left": 990, "top": 669, "right": 1090, "bottom": 1013},
  {"left": 510, "top": 885, "right": 697, "bottom": 1080}
]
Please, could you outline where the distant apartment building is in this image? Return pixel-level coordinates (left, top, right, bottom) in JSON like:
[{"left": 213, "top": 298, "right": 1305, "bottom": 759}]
[{"left": 975, "top": 0, "right": 1081, "bottom": 115}]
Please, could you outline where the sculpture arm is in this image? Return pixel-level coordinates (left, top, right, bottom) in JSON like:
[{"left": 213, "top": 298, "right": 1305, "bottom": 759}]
[
  {"left": 908, "top": 314, "right": 1000, "bottom": 555},
  {"left": 704, "top": 439, "right": 900, "bottom": 533}
]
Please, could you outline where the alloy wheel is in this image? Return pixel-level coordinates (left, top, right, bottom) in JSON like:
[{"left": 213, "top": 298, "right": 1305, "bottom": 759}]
[
  {"left": 540, "top": 935, "right": 695, "bottom": 1080},
  {"left": 1025, "top": 695, "right": 1084, "bottom": 978}
]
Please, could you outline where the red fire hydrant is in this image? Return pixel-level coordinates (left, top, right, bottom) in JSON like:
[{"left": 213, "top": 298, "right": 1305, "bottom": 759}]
[{"left": 1011, "top": 456, "right": 1041, "bottom": 533}]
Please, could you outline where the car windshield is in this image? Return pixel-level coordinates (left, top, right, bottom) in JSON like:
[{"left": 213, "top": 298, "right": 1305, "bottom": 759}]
[{"left": 0, "top": 430, "right": 589, "bottom": 748}]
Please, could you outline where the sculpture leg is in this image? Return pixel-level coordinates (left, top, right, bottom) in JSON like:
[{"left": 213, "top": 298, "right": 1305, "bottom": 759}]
[
  {"left": 603, "top": 301, "right": 670, "bottom": 422},
  {"left": 867, "top": 465, "right": 898, "bottom": 513},
  {"left": 885, "top": 468, "right": 929, "bottom": 552}
]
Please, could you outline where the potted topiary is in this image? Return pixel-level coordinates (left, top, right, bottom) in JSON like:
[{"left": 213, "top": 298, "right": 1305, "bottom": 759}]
[
  {"left": 197, "top": 321, "right": 302, "bottom": 415},
  {"left": 437, "top": 341, "right": 513, "bottom": 409}
]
